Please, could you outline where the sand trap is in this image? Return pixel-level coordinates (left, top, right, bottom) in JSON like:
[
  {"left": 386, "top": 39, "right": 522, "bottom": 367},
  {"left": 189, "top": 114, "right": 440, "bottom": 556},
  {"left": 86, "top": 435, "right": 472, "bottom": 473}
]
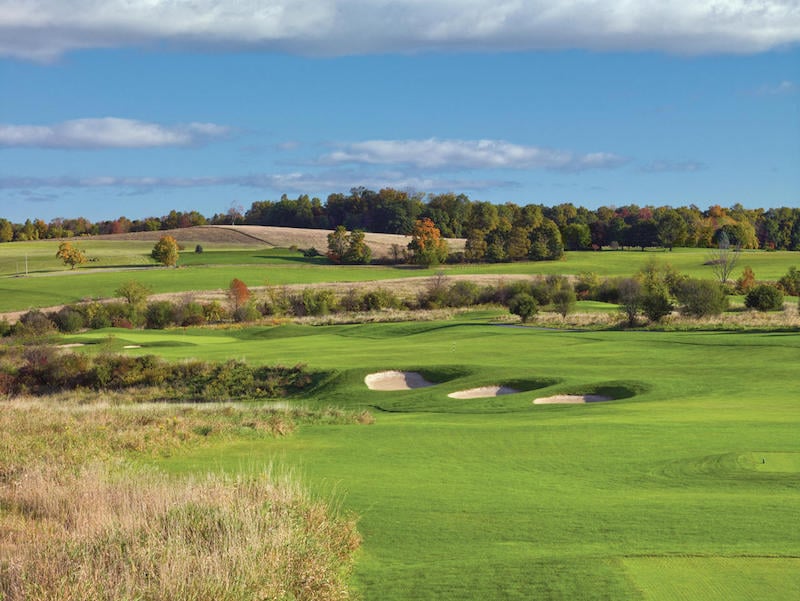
[
  {"left": 123, "top": 345, "right": 142, "bottom": 349},
  {"left": 448, "top": 386, "right": 518, "bottom": 399},
  {"left": 533, "top": 394, "right": 612, "bottom": 405},
  {"left": 57, "top": 343, "right": 85, "bottom": 348},
  {"left": 365, "top": 371, "right": 434, "bottom": 391}
]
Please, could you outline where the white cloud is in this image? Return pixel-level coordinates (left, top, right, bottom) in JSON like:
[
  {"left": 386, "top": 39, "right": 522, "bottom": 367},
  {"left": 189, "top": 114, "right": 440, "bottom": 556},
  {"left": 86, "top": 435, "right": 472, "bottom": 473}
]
[
  {"left": 2, "top": 1, "right": 798, "bottom": 60},
  {"left": 752, "top": 80, "right": 797, "bottom": 95},
  {"left": 0, "top": 118, "right": 230, "bottom": 148},
  {"left": 640, "top": 159, "right": 707, "bottom": 173},
  {"left": 321, "top": 138, "right": 628, "bottom": 172},
  {"left": 0, "top": 171, "right": 511, "bottom": 193}
]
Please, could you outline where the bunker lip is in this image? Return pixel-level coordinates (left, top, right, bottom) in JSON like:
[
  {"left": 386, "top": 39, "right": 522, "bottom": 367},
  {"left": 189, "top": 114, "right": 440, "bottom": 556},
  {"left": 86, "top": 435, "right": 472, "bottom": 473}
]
[
  {"left": 533, "top": 394, "right": 612, "bottom": 404},
  {"left": 365, "top": 371, "right": 435, "bottom": 391},
  {"left": 448, "top": 386, "right": 519, "bottom": 399}
]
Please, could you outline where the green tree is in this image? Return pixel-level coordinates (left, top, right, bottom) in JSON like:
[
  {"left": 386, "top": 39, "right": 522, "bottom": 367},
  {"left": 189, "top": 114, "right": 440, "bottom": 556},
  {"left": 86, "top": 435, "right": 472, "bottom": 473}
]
[
  {"left": 342, "top": 229, "right": 372, "bottom": 264},
  {"left": 676, "top": 279, "right": 729, "bottom": 317},
  {"left": 55, "top": 241, "right": 87, "bottom": 269},
  {"left": 115, "top": 280, "right": 153, "bottom": 308},
  {"left": 0, "top": 218, "right": 13, "bottom": 243},
  {"left": 151, "top": 235, "right": 179, "bottom": 267},
  {"left": 509, "top": 293, "right": 538, "bottom": 323},
  {"left": 745, "top": 284, "right": 784, "bottom": 311},
  {"left": 326, "top": 225, "right": 349, "bottom": 263},
  {"left": 656, "top": 209, "right": 687, "bottom": 250}
]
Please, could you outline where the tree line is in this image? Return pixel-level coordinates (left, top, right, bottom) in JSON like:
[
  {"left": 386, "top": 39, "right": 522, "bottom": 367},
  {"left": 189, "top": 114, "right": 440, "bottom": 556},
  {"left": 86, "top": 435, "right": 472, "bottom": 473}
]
[{"left": 3, "top": 188, "right": 800, "bottom": 253}]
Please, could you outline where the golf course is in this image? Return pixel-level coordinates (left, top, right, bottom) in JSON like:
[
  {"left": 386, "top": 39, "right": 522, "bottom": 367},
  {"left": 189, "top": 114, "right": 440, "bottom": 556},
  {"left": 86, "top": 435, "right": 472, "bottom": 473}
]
[{"left": 2, "top": 230, "right": 799, "bottom": 600}]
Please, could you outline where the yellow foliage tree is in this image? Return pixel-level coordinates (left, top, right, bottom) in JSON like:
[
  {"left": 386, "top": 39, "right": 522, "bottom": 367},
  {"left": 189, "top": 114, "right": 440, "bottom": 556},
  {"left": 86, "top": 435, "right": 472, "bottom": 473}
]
[{"left": 56, "top": 241, "right": 87, "bottom": 270}]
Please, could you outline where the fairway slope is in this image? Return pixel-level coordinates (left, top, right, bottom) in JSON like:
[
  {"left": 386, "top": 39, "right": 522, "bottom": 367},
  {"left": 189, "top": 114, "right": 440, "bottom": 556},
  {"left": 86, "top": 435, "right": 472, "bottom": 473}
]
[{"left": 533, "top": 394, "right": 613, "bottom": 404}]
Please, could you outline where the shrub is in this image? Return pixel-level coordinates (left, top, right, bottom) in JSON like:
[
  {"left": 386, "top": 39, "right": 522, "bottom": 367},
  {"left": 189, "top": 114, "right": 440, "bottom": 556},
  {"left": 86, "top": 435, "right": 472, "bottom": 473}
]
[
  {"left": 115, "top": 280, "right": 152, "bottom": 307},
  {"left": 445, "top": 281, "right": 480, "bottom": 307},
  {"left": 360, "top": 289, "right": 400, "bottom": 312},
  {"left": 778, "top": 266, "right": 800, "bottom": 296},
  {"left": 302, "top": 289, "right": 338, "bottom": 316},
  {"left": 552, "top": 286, "right": 577, "bottom": 318},
  {"left": 195, "top": 244, "right": 204, "bottom": 253},
  {"left": 12, "top": 310, "right": 56, "bottom": 339},
  {"left": 735, "top": 266, "right": 756, "bottom": 294},
  {"left": 179, "top": 301, "right": 207, "bottom": 326},
  {"left": 509, "top": 293, "right": 538, "bottom": 323},
  {"left": 303, "top": 247, "right": 322, "bottom": 258},
  {"left": 52, "top": 306, "right": 86, "bottom": 333},
  {"left": 574, "top": 272, "right": 600, "bottom": 300},
  {"left": 617, "top": 278, "right": 641, "bottom": 326},
  {"left": 145, "top": 301, "right": 177, "bottom": 329},
  {"left": 641, "top": 291, "right": 674, "bottom": 322},
  {"left": 233, "top": 303, "right": 261, "bottom": 323},
  {"left": 0, "top": 319, "right": 10, "bottom": 337},
  {"left": 745, "top": 284, "right": 784, "bottom": 311},
  {"left": 675, "top": 279, "right": 729, "bottom": 317},
  {"left": 202, "top": 301, "right": 227, "bottom": 323}
]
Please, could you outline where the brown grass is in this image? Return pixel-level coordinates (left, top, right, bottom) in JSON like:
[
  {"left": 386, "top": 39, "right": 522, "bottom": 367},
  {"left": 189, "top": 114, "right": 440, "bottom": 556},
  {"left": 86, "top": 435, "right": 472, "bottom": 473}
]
[
  {"left": 1, "top": 465, "right": 360, "bottom": 601},
  {"left": 0, "top": 399, "right": 367, "bottom": 601},
  {"left": 88, "top": 225, "right": 467, "bottom": 257}
]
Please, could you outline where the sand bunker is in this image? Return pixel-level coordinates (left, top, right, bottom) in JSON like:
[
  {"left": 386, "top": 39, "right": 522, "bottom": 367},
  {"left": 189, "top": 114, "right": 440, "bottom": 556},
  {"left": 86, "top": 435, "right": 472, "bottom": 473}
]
[
  {"left": 448, "top": 386, "right": 519, "bottom": 399},
  {"left": 57, "top": 343, "right": 85, "bottom": 348},
  {"left": 533, "top": 394, "right": 612, "bottom": 405},
  {"left": 365, "top": 371, "right": 434, "bottom": 391},
  {"left": 123, "top": 345, "right": 142, "bottom": 349}
]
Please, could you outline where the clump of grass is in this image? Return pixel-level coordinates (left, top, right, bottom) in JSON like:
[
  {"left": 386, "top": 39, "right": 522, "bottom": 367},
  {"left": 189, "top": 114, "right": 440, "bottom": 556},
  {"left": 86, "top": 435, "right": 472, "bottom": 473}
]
[
  {"left": 0, "top": 399, "right": 368, "bottom": 600},
  {"left": 1, "top": 464, "right": 360, "bottom": 601}
]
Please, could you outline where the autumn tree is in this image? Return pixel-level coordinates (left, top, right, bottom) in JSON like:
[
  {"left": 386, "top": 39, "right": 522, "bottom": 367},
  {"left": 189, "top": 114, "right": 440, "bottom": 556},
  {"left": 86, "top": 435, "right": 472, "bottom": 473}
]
[
  {"left": 408, "top": 218, "right": 449, "bottom": 267},
  {"left": 228, "top": 278, "right": 251, "bottom": 312},
  {"left": 56, "top": 241, "right": 87, "bottom": 269},
  {"left": 151, "top": 235, "right": 179, "bottom": 267}
]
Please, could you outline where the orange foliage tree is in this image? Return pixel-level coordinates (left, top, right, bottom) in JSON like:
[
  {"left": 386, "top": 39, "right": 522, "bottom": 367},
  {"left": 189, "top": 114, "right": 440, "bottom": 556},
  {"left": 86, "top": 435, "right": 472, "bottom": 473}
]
[
  {"left": 228, "top": 278, "right": 251, "bottom": 311},
  {"left": 408, "top": 218, "right": 449, "bottom": 267}
]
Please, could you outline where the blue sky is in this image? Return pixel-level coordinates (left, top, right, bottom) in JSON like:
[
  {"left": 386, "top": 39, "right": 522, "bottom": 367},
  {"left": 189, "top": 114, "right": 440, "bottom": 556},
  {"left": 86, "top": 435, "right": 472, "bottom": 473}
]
[{"left": 1, "top": 1, "right": 798, "bottom": 223}]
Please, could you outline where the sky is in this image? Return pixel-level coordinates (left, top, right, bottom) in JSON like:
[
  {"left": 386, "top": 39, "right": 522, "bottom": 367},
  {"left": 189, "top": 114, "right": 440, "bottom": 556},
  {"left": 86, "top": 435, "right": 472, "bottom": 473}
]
[{"left": 1, "top": 1, "right": 799, "bottom": 224}]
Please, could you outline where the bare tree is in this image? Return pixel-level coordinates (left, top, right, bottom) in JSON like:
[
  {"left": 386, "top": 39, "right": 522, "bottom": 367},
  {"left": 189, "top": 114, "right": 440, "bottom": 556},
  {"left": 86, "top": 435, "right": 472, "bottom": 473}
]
[{"left": 707, "top": 230, "right": 740, "bottom": 285}]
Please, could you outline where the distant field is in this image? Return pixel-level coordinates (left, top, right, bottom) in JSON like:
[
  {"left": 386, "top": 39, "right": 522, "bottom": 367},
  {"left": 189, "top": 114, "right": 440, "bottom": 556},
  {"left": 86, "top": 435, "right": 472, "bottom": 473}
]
[
  {"left": 0, "top": 227, "right": 797, "bottom": 313},
  {"left": 63, "top": 318, "right": 800, "bottom": 600}
]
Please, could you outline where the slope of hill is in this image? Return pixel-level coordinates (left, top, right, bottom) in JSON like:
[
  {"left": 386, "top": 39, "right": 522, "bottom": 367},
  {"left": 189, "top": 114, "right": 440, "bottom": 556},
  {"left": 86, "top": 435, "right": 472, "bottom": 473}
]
[{"left": 92, "top": 225, "right": 466, "bottom": 257}]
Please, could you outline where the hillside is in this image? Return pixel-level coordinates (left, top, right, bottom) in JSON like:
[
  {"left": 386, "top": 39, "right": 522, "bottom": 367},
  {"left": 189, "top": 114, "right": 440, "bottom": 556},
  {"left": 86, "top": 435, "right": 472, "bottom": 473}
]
[{"left": 92, "top": 225, "right": 467, "bottom": 257}]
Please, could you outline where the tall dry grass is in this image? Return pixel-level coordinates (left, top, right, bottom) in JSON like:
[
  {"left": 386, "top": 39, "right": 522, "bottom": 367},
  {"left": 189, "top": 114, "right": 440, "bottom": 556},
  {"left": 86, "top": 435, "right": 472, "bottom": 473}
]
[
  {"left": 1, "top": 465, "right": 360, "bottom": 601},
  {"left": 0, "top": 399, "right": 365, "bottom": 601}
]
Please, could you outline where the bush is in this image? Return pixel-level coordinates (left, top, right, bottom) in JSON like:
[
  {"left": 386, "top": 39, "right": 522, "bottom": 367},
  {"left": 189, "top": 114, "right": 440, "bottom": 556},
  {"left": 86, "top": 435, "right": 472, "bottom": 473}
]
[
  {"left": 52, "top": 306, "right": 86, "bottom": 333},
  {"left": 445, "top": 281, "right": 480, "bottom": 307},
  {"left": 735, "top": 266, "right": 756, "bottom": 294},
  {"left": 12, "top": 310, "right": 56, "bottom": 339},
  {"left": 641, "top": 290, "right": 674, "bottom": 322},
  {"left": 552, "top": 286, "right": 577, "bottom": 318},
  {"left": 145, "top": 301, "right": 177, "bottom": 329},
  {"left": 675, "top": 279, "right": 728, "bottom": 317},
  {"left": 778, "top": 266, "right": 800, "bottom": 296},
  {"left": 302, "top": 247, "right": 321, "bottom": 258},
  {"left": 233, "top": 303, "right": 261, "bottom": 323},
  {"left": 360, "top": 289, "right": 401, "bottom": 312},
  {"left": 195, "top": 244, "right": 204, "bottom": 253},
  {"left": 744, "top": 284, "right": 784, "bottom": 311},
  {"left": 509, "top": 293, "right": 538, "bottom": 323},
  {"left": 301, "top": 289, "right": 338, "bottom": 316}
]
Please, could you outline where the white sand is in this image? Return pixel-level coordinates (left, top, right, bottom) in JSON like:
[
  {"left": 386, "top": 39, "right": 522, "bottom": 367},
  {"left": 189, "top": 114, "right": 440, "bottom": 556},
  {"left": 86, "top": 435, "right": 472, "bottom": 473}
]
[
  {"left": 533, "top": 394, "right": 612, "bottom": 405},
  {"left": 365, "top": 371, "right": 434, "bottom": 391},
  {"left": 123, "top": 345, "right": 142, "bottom": 349},
  {"left": 57, "top": 343, "right": 85, "bottom": 348},
  {"left": 447, "top": 386, "right": 518, "bottom": 399}
]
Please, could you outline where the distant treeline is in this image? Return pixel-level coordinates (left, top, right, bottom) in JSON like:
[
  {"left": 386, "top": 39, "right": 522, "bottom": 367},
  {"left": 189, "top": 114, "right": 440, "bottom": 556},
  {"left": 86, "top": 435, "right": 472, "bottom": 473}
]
[{"left": 2, "top": 187, "right": 800, "bottom": 251}]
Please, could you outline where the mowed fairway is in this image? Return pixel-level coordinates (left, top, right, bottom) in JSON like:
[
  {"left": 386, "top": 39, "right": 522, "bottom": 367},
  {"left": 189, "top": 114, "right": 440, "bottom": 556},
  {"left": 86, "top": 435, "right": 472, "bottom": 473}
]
[
  {"left": 68, "top": 318, "right": 800, "bottom": 600},
  {"left": 3, "top": 236, "right": 799, "bottom": 313}
]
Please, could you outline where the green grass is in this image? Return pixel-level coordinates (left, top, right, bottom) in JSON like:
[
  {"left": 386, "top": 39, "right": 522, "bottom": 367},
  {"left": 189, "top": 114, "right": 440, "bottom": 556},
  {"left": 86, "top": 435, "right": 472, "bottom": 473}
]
[
  {"left": 2, "top": 241, "right": 798, "bottom": 312},
  {"left": 63, "top": 319, "right": 800, "bottom": 600}
]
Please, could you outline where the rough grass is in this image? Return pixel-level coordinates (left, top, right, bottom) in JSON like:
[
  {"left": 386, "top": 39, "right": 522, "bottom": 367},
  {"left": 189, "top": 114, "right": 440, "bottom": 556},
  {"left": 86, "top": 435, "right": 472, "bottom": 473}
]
[{"left": 0, "top": 398, "right": 367, "bottom": 600}]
